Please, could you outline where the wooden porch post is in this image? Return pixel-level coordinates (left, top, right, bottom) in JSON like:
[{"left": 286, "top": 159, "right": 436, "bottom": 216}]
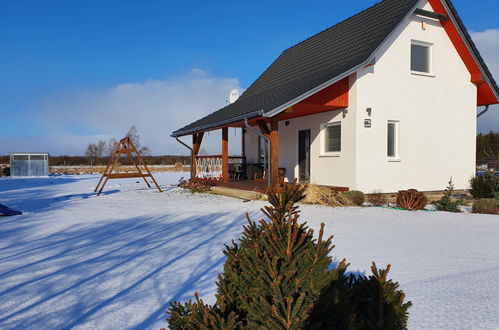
[
  {"left": 192, "top": 132, "right": 204, "bottom": 178},
  {"left": 270, "top": 117, "right": 279, "bottom": 185},
  {"left": 222, "top": 127, "right": 229, "bottom": 183}
]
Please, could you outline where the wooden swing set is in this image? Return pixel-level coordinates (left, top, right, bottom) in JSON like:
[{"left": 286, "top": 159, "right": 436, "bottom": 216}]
[{"left": 94, "top": 137, "right": 162, "bottom": 195}]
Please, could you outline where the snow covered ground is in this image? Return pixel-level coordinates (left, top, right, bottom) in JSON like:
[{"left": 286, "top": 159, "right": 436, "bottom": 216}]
[{"left": 0, "top": 173, "right": 498, "bottom": 330}]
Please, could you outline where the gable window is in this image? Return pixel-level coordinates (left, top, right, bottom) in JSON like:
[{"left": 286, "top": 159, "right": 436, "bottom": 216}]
[
  {"left": 411, "top": 41, "right": 432, "bottom": 74},
  {"left": 323, "top": 122, "right": 341, "bottom": 153},
  {"left": 387, "top": 121, "right": 399, "bottom": 159}
]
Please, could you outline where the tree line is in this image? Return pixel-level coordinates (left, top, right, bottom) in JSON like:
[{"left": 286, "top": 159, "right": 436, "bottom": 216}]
[
  {"left": 476, "top": 131, "right": 499, "bottom": 165},
  {"left": 1, "top": 131, "right": 496, "bottom": 167}
]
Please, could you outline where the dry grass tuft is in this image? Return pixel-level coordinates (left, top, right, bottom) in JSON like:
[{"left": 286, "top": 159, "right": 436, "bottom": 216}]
[
  {"left": 367, "top": 189, "right": 387, "bottom": 207},
  {"left": 303, "top": 184, "right": 353, "bottom": 207}
]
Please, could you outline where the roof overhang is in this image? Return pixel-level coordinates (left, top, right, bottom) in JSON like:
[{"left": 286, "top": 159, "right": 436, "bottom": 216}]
[
  {"left": 428, "top": 0, "right": 499, "bottom": 105},
  {"left": 171, "top": 0, "right": 498, "bottom": 138},
  {"left": 171, "top": 109, "right": 264, "bottom": 137}
]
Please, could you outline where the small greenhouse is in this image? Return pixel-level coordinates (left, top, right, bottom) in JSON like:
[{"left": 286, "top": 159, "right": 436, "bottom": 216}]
[{"left": 10, "top": 153, "right": 49, "bottom": 176}]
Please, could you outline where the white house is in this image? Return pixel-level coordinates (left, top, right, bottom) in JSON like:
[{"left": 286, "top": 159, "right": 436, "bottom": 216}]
[{"left": 172, "top": 0, "right": 499, "bottom": 193}]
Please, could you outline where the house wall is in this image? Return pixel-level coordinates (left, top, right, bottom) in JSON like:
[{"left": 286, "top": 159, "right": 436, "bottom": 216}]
[
  {"left": 246, "top": 0, "right": 477, "bottom": 192},
  {"left": 245, "top": 75, "right": 358, "bottom": 188},
  {"left": 354, "top": 0, "right": 477, "bottom": 192}
]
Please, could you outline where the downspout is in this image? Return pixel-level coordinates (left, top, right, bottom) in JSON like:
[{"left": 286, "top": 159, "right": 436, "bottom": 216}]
[
  {"left": 477, "top": 105, "right": 490, "bottom": 118},
  {"left": 244, "top": 118, "right": 271, "bottom": 187},
  {"left": 175, "top": 137, "right": 194, "bottom": 179}
]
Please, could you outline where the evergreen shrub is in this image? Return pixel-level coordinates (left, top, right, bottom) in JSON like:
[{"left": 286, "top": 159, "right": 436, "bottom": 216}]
[
  {"left": 469, "top": 173, "right": 499, "bottom": 199},
  {"left": 435, "top": 178, "right": 461, "bottom": 213},
  {"left": 167, "top": 182, "right": 411, "bottom": 329},
  {"left": 472, "top": 199, "right": 499, "bottom": 215}
]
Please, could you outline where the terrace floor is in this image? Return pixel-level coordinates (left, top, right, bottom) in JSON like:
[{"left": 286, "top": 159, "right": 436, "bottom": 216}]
[
  {"left": 215, "top": 179, "right": 269, "bottom": 194},
  {"left": 213, "top": 179, "right": 349, "bottom": 194}
]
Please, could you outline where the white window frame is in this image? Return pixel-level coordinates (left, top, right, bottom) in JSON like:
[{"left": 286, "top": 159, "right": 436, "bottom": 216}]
[
  {"left": 387, "top": 120, "right": 400, "bottom": 161},
  {"left": 320, "top": 121, "right": 341, "bottom": 157},
  {"left": 411, "top": 40, "right": 435, "bottom": 77}
]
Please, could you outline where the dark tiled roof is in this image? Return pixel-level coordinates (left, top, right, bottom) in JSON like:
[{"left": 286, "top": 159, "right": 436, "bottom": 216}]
[
  {"left": 172, "top": 0, "right": 497, "bottom": 137},
  {"left": 172, "top": 0, "right": 420, "bottom": 136}
]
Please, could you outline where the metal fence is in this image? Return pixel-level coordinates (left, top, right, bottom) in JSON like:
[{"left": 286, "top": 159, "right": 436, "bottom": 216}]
[{"left": 10, "top": 153, "right": 49, "bottom": 176}]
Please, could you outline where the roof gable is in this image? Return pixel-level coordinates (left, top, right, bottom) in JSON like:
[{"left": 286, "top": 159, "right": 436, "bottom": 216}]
[
  {"left": 428, "top": 0, "right": 499, "bottom": 106},
  {"left": 172, "top": 0, "right": 498, "bottom": 137},
  {"left": 172, "top": 0, "right": 420, "bottom": 136}
]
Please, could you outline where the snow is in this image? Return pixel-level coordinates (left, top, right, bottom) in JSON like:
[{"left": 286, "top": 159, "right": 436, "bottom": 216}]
[{"left": 0, "top": 173, "right": 498, "bottom": 330}]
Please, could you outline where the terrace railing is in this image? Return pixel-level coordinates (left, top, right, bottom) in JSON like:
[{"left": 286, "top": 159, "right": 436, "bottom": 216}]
[{"left": 194, "top": 155, "right": 245, "bottom": 181}]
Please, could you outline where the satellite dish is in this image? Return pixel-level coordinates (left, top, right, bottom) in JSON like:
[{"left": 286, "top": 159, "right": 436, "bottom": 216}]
[{"left": 228, "top": 89, "right": 239, "bottom": 104}]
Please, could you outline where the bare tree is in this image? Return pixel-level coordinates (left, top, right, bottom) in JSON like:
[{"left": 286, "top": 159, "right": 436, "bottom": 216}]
[
  {"left": 85, "top": 143, "right": 98, "bottom": 165},
  {"left": 106, "top": 138, "right": 118, "bottom": 157},
  {"left": 126, "top": 125, "right": 141, "bottom": 150},
  {"left": 96, "top": 140, "right": 106, "bottom": 157},
  {"left": 125, "top": 125, "right": 151, "bottom": 156},
  {"left": 139, "top": 146, "right": 151, "bottom": 156}
]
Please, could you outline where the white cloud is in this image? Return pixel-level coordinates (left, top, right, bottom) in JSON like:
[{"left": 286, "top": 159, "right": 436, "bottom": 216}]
[
  {"left": 16, "top": 69, "right": 244, "bottom": 156},
  {"left": 470, "top": 29, "right": 499, "bottom": 133}
]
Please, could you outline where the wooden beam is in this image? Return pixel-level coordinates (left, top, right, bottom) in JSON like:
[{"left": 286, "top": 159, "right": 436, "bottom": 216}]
[
  {"left": 192, "top": 132, "right": 204, "bottom": 178},
  {"left": 222, "top": 127, "right": 229, "bottom": 183},
  {"left": 192, "top": 132, "right": 204, "bottom": 156},
  {"left": 94, "top": 139, "right": 121, "bottom": 192},
  {"left": 107, "top": 173, "right": 152, "bottom": 179},
  {"left": 269, "top": 117, "right": 279, "bottom": 185},
  {"left": 94, "top": 137, "right": 162, "bottom": 195},
  {"left": 257, "top": 119, "right": 271, "bottom": 137}
]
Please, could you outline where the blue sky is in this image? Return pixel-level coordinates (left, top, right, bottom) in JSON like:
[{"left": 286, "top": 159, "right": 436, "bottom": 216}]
[{"left": 1, "top": 0, "right": 498, "bottom": 155}]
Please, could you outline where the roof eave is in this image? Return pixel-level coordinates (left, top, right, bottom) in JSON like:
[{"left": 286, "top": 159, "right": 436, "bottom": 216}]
[
  {"left": 171, "top": 109, "right": 264, "bottom": 137},
  {"left": 441, "top": 0, "right": 499, "bottom": 102}
]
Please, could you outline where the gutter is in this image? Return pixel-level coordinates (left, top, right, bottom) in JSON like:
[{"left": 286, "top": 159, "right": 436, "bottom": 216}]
[
  {"left": 244, "top": 118, "right": 271, "bottom": 187},
  {"left": 477, "top": 105, "right": 490, "bottom": 118},
  {"left": 175, "top": 137, "right": 194, "bottom": 179}
]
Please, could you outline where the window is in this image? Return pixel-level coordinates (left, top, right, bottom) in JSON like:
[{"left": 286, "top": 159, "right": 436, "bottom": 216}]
[
  {"left": 411, "top": 41, "right": 432, "bottom": 74},
  {"left": 324, "top": 122, "right": 341, "bottom": 153},
  {"left": 387, "top": 121, "right": 399, "bottom": 158}
]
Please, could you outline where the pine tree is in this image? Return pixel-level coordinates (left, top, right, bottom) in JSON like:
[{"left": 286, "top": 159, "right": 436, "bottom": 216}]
[
  {"left": 435, "top": 178, "right": 461, "bottom": 213},
  {"left": 167, "top": 181, "right": 411, "bottom": 329},
  {"left": 214, "top": 182, "right": 333, "bottom": 329},
  {"left": 348, "top": 263, "right": 412, "bottom": 330}
]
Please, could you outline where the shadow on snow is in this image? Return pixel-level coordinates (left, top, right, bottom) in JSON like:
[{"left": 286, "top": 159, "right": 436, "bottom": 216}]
[{"left": 0, "top": 211, "right": 249, "bottom": 329}]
